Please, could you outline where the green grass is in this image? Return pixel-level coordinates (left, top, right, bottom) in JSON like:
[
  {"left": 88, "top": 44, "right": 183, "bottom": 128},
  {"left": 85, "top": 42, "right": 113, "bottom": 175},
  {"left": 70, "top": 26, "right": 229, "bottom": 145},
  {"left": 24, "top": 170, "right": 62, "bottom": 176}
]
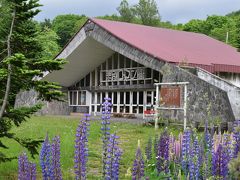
[{"left": 0, "top": 115, "right": 180, "bottom": 180}]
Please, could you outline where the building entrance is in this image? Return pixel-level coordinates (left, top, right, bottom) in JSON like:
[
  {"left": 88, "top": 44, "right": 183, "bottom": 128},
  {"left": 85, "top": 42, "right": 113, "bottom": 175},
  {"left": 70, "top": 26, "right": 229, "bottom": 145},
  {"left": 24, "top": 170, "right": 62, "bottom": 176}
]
[{"left": 91, "top": 90, "right": 156, "bottom": 115}]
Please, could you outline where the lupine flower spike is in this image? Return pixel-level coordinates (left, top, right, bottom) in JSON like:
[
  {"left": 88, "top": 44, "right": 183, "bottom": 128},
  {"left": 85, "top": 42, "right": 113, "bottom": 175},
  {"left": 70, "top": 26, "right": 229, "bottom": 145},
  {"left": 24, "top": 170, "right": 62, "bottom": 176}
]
[
  {"left": 40, "top": 133, "right": 52, "bottom": 180},
  {"left": 51, "top": 136, "right": 62, "bottom": 180},
  {"left": 132, "top": 140, "right": 145, "bottom": 180},
  {"left": 105, "top": 133, "right": 122, "bottom": 180},
  {"left": 189, "top": 136, "right": 201, "bottom": 179},
  {"left": 156, "top": 130, "right": 170, "bottom": 174},
  {"left": 74, "top": 114, "right": 91, "bottom": 180},
  {"left": 145, "top": 137, "right": 152, "bottom": 161},
  {"left": 101, "top": 97, "right": 112, "bottom": 178},
  {"left": 18, "top": 152, "right": 36, "bottom": 180},
  {"left": 181, "top": 128, "right": 191, "bottom": 176}
]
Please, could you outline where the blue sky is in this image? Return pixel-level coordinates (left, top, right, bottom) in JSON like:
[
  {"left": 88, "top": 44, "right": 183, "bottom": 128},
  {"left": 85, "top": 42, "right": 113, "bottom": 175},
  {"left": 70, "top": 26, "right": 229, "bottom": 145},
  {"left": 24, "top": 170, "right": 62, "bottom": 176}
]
[{"left": 36, "top": 0, "right": 240, "bottom": 24}]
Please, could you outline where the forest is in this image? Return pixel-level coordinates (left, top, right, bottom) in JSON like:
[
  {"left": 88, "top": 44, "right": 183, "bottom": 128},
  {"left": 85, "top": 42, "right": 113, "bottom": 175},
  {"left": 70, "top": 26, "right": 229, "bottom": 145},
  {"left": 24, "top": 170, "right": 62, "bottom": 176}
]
[{"left": 37, "top": 0, "right": 240, "bottom": 52}]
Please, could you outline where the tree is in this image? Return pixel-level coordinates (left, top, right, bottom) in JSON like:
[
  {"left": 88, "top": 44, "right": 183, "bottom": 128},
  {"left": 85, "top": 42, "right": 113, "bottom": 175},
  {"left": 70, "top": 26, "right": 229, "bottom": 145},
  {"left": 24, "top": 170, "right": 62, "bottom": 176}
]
[
  {"left": 117, "top": 0, "right": 134, "bottom": 22},
  {"left": 52, "top": 14, "right": 86, "bottom": 47},
  {"left": 39, "top": 18, "right": 52, "bottom": 30},
  {"left": 183, "top": 19, "right": 207, "bottom": 34},
  {"left": 133, "top": 0, "right": 160, "bottom": 26},
  {"left": 0, "top": 0, "right": 65, "bottom": 162},
  {"left": 37, "top": 27, "right": 61, "bottom": 59},
  {"left": 210, "top": 18, "right": 237, "bottom": 47},
  {"left": 235, "top": 17, "right": 240, "bottom": 51},
  {"left": 204, "top": 15, "right": 228, "bottom": 34}
]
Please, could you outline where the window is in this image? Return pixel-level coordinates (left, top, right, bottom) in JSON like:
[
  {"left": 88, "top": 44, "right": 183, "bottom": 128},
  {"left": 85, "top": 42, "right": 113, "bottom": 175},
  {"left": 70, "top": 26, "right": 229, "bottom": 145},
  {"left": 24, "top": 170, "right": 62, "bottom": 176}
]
[{"left": 69, "top": 90, "right": 86, "bottom": 106}]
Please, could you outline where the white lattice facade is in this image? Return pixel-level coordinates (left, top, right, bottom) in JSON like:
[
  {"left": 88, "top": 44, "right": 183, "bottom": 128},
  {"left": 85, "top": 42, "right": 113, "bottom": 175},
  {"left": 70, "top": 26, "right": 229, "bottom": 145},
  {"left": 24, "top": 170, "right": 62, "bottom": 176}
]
[{"left": 68, "top": 52, "right": 161, "bottom": 115}]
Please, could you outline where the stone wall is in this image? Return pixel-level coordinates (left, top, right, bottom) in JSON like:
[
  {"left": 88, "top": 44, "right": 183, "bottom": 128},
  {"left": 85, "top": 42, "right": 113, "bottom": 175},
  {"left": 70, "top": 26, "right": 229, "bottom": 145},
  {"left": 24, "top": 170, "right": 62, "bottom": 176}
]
[
  {"left": 15, "top": 89, "right": 70, "bottom": 115},
  {"left": 159, "top": 64, "right": 235, "bottom": 126}
]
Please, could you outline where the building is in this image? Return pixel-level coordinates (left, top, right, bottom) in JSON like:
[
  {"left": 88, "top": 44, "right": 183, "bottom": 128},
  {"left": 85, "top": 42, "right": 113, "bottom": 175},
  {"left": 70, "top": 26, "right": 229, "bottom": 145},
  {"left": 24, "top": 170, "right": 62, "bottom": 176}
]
[{"left": 15, "top": 18, "right": 240, "bottom": 126}]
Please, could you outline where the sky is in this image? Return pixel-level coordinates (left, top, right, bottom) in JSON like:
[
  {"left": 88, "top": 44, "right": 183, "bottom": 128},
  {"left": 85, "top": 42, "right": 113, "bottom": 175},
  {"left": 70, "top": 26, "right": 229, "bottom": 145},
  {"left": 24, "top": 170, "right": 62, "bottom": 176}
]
[{"left": 36, "top": 0, "right": 240, "bottom": 24}]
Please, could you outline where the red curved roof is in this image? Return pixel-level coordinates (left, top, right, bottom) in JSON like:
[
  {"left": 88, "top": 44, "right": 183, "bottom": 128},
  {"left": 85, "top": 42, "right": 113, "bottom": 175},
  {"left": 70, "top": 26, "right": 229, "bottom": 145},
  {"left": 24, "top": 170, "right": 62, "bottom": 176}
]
[{"left": 91, "top": 18, "right": 240, "bottom": 73}]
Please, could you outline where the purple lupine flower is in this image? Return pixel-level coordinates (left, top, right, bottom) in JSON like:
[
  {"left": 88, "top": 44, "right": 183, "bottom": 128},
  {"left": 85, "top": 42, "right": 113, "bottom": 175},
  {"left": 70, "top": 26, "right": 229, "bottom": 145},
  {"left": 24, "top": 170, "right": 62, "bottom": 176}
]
[
  {"left": 233, "top": 124, "right": 240, "bottom": 158},
  {"left": 51, "top": 136, "right": 62, "bottom": 180},
  {"left": 189, "top": 136, "right": 201, "bottom": 180},
  {"left": 74, "top": 114, "right": 90, "bottom": 180},
  {"left": 132, "top": 141, "right": 145, "bottom": 180},
  {"left": 101, "top": 97, "right": 112, "bottom": 178},
  {"left": 105, "top": 133, "right": 122, "bottom": 180},
  {"left": 220, "top": 133, "right": 233, "bottom": 179},
  {"left": 212, "top": 143, "right": 229, "bottom": 179},
  {"left": 145, "top": 137, "right": 152, "bottom": 161},
  {"left": 18, "top": 153, "right": 29, "bottom": 180},
  {"left": 18, "top": 152, "right": 37, "bottom": 180},
  {"left": 28, "top": 162, "right": 37, "bottom": 180},
  {"left": 156, "top": 130, "right": 170, "bottom": 175},
  {"left": 40, "top": 134, "right": 52, "bottom": 180},
  {"left": 174, "top": 140, "right": 181, "bottom": 162},
  {"left": 181, "top": 129, "right": 191, "bottom": 176},
  {"left": 203, "top": 129, "right": 212, "bottom": 179}
]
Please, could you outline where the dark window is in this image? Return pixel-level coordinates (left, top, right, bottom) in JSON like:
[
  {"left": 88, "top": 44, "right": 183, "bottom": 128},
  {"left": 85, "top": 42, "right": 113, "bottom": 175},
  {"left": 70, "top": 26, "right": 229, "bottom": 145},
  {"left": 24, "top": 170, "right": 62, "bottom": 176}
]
[
  {"left": 80, "top": 78, "right": 84, "bottom": 87},
  {"left": 139, "top": 91, "right": 143, "bottom": 105},
  {"left": 86, "top": 73, "right": 90, "bottom": 86},
  {"left": 119, "top": 54, "right": 124, "bottom": 68},
  {"left": 133, "top": 92, "right": 137, "bottom": 104},
  {"left": 120, "top": 92, "right": 124, "bottom": 104},
  {"left": 113, "top": 92, "right": 117, "bottom": 104},
  {"left": 126, "top": 58, "right": 131, "bottom": 68},
  {"left": 108, "top": 58, "right": 112, "bottom": 69},
  {"left": 92, "top": 71, "right": 95, "bottom": 86},
  {"left": 73, "top": 91, "right": 77, "bottom": 105},
  {"left": 126, "top": 92, "right": 130, "bottom": 104}
]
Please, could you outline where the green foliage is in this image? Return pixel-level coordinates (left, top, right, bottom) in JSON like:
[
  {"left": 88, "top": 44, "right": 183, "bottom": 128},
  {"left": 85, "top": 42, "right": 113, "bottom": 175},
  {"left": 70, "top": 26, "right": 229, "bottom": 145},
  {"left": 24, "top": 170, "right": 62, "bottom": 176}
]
[
  {"left": 52, "top": 14, "right": 87, "bottom": 47},
  {"left": 227, "top": 10, "right": 240, "bottom": 18},
  {"left": 98, "top": 14, "right": 120, "bottom": 22},
  {"left": 117, "top": 0, "right": 135, "bottom": 22},
  {"left": 36, "top": 27, "right": 60, "bottom": 59},
  {"left": 183, "top": 14, "right": 240, "bottom": 48},
  {"left": 183, "top": 19, "right": 207, "bottom": 34},
  {"left": 235, "top": 16, "right": 240, "bottom": 51},
  {"left": 210, "top": 18, "right": 237, "bottom": 46},
  {"left": 228, "top": 152, "right": 240, "bottom": 179},
  {"left": 0, "top": 0, "right": 65, "bottom": 163},
  {"left": 134, "top": 0, "right": 160, "bottom": 26},
  {"left": 39, "top": 18, "right": 52, "bottom": 30}
]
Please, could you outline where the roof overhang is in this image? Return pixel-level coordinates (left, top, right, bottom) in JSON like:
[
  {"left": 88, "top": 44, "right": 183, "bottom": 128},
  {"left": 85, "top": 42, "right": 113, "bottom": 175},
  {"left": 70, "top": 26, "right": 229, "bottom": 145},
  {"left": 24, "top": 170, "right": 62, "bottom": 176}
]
[{"left": 43, "top": 28, "right": 114, "bottom": 87}]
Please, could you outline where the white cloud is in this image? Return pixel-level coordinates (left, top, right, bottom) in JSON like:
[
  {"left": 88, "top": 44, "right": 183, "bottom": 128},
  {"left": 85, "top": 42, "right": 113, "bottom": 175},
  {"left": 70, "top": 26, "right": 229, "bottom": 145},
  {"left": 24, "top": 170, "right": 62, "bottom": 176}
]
[{"left": 36, "top": 0, "right": 240, "bottom": 24}]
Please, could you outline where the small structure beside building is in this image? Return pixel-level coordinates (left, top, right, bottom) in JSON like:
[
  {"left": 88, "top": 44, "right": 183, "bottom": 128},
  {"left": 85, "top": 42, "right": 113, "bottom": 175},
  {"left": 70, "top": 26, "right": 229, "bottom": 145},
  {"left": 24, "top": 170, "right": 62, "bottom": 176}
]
[{"left": 15, "top": 18, "right": 240, "bottom": 127}]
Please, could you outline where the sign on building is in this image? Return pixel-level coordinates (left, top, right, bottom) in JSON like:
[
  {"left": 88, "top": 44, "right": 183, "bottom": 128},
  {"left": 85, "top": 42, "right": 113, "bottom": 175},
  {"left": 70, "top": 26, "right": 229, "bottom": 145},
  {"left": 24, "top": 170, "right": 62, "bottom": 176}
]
[
  {"left": 101, "top": 67, "right": 146, "bottom": 82},
  {"left": 160, "top": 87, "right": 181, "bottom": 107}
]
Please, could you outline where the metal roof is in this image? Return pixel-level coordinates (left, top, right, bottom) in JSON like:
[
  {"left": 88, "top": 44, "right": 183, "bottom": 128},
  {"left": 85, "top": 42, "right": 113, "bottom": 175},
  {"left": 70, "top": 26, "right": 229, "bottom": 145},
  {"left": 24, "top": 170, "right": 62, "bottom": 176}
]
[{"left": 91, "top": 18, "right": 240, "bottom": 73}]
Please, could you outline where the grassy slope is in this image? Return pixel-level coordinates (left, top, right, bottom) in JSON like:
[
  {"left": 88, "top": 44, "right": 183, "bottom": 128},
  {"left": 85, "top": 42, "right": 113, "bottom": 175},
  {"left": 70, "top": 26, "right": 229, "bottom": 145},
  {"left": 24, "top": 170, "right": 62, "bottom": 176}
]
[{"left": 0, "top": 116, "right": 180, "bottom": 180}]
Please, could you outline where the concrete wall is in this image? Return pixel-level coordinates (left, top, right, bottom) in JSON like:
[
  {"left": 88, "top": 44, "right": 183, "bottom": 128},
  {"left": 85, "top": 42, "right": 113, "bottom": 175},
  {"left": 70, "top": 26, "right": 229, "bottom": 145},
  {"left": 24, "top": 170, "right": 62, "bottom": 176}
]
[
  {"left": 196, "top": 68, "right": 240, "bottom": 119},
  {"left": 15, "top": 89, "right": 70, "bottom": 115}
]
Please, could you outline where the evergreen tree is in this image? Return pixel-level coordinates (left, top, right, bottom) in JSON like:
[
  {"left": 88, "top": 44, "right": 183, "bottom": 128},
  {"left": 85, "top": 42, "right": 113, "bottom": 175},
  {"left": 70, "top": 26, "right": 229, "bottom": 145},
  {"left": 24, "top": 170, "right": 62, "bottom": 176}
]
[{"left": 0, "top": 0, "right": 65, "bottom": 162}]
